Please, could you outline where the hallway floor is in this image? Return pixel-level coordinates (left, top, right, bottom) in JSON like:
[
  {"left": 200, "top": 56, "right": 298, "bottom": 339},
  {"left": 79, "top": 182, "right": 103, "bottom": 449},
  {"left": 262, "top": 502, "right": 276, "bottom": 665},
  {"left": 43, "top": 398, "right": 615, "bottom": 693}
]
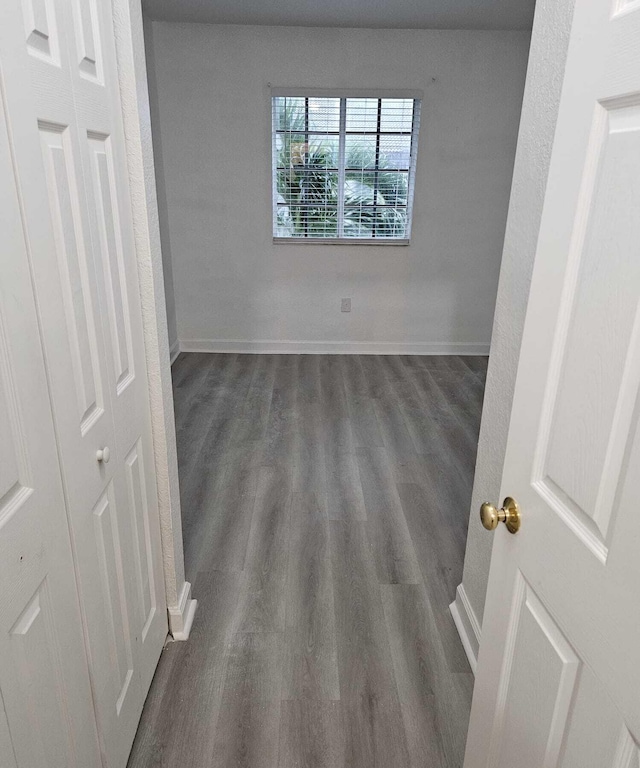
[{"left": 128, "top": 353, "right": 487, "bottom": 768}]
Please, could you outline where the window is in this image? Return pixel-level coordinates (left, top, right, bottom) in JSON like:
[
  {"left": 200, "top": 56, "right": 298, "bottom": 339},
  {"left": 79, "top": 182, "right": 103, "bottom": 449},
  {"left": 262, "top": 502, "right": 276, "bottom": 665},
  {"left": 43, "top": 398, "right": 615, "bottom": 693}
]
[{"left": 272, "top": 90, "right": 422, "bottom": 243}]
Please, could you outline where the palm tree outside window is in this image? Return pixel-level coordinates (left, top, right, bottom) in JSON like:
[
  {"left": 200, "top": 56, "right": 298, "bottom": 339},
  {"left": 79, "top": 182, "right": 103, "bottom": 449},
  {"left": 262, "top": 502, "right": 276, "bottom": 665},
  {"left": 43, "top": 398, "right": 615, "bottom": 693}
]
[{"left": 272, "top": 91, "right": 422, "bottom": 243}]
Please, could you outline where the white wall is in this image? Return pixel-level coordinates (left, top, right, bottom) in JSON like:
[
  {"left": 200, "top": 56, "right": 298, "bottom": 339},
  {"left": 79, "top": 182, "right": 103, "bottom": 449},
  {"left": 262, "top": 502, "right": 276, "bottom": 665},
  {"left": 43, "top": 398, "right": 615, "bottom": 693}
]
[
  {"left": 146, "top": 23, "right": 529, "bottom": 352},
  {"left": 143, "top": 15, "right": 178, "bottom": 354},
  {"left": 455, "top": 0, "right": 577, "bottom": 660},
  {"left": 113, "top": 0, "right": 195, "bottom": 638}
]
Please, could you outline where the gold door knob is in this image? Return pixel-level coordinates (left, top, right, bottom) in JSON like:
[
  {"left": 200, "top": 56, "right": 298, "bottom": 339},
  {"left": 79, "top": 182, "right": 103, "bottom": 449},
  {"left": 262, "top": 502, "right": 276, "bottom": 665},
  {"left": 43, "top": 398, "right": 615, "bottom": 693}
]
[{"left": 480, "top": 497, "right": 521, "bottom": 534}]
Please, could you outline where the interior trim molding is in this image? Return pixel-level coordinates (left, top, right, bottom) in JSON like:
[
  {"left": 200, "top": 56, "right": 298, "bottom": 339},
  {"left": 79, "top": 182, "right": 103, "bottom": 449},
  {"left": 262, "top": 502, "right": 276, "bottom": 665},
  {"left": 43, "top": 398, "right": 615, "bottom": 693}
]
[
  {"left": 179, "top": 339, "right": 490, "bottom": 356},
  {"left": 112, "top": 0, "right": 190, "bottom": 645},
  {"left": 167, "top": 581, "right": 197, "bottom": 641},
  {"left": 271, "top": 86, "right": 424, "bottom": 99},
  {"left": 169, "top": 338, "right": 180, "bottom": 365},
  {"left": 450, "top": 583, "right": 481, "bottom": 674}
]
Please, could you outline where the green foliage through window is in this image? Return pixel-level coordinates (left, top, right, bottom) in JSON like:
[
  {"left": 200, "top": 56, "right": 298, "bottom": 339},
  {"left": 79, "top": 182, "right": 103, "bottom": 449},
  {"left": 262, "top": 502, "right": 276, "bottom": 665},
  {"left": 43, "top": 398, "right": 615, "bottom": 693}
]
[{"left": 273, "top": 96, "right": 420, "bottom": 241}]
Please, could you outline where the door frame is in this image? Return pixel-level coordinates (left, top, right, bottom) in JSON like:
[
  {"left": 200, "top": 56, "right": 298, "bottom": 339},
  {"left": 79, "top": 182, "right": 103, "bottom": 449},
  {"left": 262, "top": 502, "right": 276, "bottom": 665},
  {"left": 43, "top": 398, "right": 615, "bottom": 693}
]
[
  {"left": 111, "top": 0, "right": 575, "bottom": 651},
  {"left": 450, "top": 0, "right": 577, "bottom": 672},
  {"left": 109, "top": 0, "right": 196, "bottom": 640}
]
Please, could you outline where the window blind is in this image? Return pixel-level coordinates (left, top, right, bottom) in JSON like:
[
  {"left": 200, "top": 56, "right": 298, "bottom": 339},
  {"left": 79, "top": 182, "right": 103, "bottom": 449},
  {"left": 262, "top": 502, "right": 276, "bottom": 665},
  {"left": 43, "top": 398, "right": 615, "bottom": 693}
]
[{"left": 272, "top": 94, "right": 421, "bottom": 243}]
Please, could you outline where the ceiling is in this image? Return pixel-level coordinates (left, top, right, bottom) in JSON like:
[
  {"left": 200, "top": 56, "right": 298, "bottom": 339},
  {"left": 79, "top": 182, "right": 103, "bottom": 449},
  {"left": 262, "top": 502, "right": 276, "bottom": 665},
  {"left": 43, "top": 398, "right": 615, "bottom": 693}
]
[{"left": 142, "top": 0, "right": 536, "bottom": 31}]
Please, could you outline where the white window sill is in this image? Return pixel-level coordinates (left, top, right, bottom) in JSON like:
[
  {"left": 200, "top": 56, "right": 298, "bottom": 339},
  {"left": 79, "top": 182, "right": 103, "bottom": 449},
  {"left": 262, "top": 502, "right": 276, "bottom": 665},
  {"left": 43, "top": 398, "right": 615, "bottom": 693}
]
[{"left": 273, "top": 237, "right": 410, "bottom": 246}]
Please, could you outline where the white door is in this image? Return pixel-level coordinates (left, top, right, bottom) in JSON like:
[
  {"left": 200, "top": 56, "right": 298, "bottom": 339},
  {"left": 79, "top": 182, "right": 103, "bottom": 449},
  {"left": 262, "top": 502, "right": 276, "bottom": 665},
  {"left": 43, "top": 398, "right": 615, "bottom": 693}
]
[
  {"left": 465, "top": 1, "right": 640, "bottom": 765},
  {"left": 0, "top": 88, "right": 101, "bottom": 768},
  {"left": 0, "top": 0, "right": 168, "bottom": 766}
]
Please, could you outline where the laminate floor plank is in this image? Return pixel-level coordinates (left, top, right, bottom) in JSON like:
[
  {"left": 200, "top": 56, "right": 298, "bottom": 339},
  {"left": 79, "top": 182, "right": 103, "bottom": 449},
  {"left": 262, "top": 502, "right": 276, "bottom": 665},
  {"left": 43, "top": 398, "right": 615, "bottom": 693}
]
[
  {"left": 171, "top": 351, "right": 215, "bottom": 392},
  {"left": 328, "top": 520, "right": 399, "bottom": 703},
  {"left": 448, "top": 356, "right": 488, "bottom": 393},
  {"left": 293, "top": 405, "right": 327, "bottom": 507},
  {"left": 230, "top": 353, "right": 277, "bottom": 446},
  {"left": 177, "top": 354, "right": 251, "bottom": 482},
  {"left": 211, "top": 632, "right": 283, "bottom": 768},
  {"left": 324, "top": 447, "right": 367, "bottom": 522},
  {"left": 356, "top": 447, "right": 421, "bottom": 585},
  {"left": 339, "top": 355, "right": 384, "bottom": 449},
  {"left": 194, "top": 452, "right": 260, "bottom": 577},
  {"left": 400, "top": 356, "right": 478, "bottom": 480},
  {"left": 425, "top": 362, "right": 485, "bottom": 433},
  {"left": 292, "top": 399, "right": 327, "bottom": 505},
  {"left": 381, "top": 582, "right": 472, "bottom": 768},
  {"left": 297, "top": 354, "right": 322, "bottom": 406},
  {"left": 340, "top": 697, "right": 412, "bottom": 768},
  {"left": 293, "top": 356, "right": 327, "bottom": 509},
  {"left": 380, "top": 583, "right": 449, "bottom": 768},
  {"left": 461, "top": 354, "right": 489, "bottom": 381},
  {"left": 378, "top": 356, "right": 448, "bottom": 457},
  {"left": 329, "top": 519, "right": 412, "bottom": 768},
  {"left": 423, "top": 452, "right": 475, "bottom": 549},
  {"left": 182, "top": 415, "right": 265, "bottom": 582},
  {"left": 128, "top": 570, "right": 242, "bottom": 767},
  {"left": 414, "top": 356, "right": 484, "bottom": 425},
  {"left": 366, "top": 358, "right": 417, "bottom": 462},
  {"left": 282, "top": 493, "right": 340, "bottom": 701},
  {"left": 319, "top": 355, "right": 354, "bottom": 454},
  {"left": 278, "top": 700, "right": 345, "bottom": 768},
  {"left": 263, "top": 355, "right": 299, "bottom": 467},
  {"left": 396, "top": 482, "right": 470, "bottom": 673},
  {"left": 417, "top": 355, "right": 457, "bottom": 374},
  {"left": 130, "top": 353, "right": 487, "bottom": 768},
  {"left": 234, "top": 465, "right": 293, "bottom": 634},
  {"left": 388, "top": 451, "right": 473, "bottom": 549},
  {"left": 356, "top": 354, "right": 391, "bottom": 399},
  {"left": 173, "top": 353, "right": 235, "bottom": 462},
  {"left": 173, "top": 352, "right": 240, "bottom": 436}
]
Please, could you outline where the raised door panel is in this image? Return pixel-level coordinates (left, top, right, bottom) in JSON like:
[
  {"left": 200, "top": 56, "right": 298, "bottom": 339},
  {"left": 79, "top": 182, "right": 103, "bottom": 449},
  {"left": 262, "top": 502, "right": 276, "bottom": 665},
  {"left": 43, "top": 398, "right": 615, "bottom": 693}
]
[
  {"left": 70, "top": 0, "right": 103, "bottom": 83},
  {"left": 124, "top": 440, "right": 159, "bottom": 642},
  {"left": 486, "top": 573, "right": 640, "bottom": 768},
  {"left": 87, "top": 132, "right": 134, "bottom": 395},
  {"left": 0, "top": 84, "right": 101, "bottom": 768},
  {"left": 560, "top": 667, "right": 629, "bottom": 768},
  {"left": 487, "top": 575, "right": 579, "bottom": 768},
  {"left": 39, "top": 123, "right": 106, "bottom": 431},
  {"left": 93, "top": 483, "right": 135, "bottom": 715},
  {"left": 0, "top": 334, "right": 94, "bottom": 768},
  {"left": 534, "top": 100, "right": 640, "bottom": 563},
  {"left": 0, "top": 333, "right": 31, "bottom": 523},
  {"left": 8, "top": 583, "right": 74, "bottom": 767},
  {"left": 21, "top": 0, "right": 59, "bottom": 64}
]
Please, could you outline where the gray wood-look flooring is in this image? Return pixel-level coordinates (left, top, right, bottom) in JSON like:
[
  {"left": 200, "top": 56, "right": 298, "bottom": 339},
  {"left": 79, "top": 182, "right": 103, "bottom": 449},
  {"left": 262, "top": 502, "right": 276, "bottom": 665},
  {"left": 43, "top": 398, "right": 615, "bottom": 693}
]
[{"left": 128, "top": 353, "right": 487, "bottom": 768}]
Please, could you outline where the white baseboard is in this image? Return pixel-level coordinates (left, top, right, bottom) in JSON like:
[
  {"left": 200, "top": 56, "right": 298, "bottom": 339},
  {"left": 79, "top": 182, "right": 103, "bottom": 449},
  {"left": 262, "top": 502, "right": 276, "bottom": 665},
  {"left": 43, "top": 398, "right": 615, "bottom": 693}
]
[
  {"left": 179, "top": 339, "right": 490, "bottom": 356},
  {"left": 167, "top": 581, "right": 197, "bottom": 641},
  {"left": 450, "top": 583, "right": 481, "bottom": 674},
  {"left": 169, "top": 339, "right": 180, "bottom": 365}
]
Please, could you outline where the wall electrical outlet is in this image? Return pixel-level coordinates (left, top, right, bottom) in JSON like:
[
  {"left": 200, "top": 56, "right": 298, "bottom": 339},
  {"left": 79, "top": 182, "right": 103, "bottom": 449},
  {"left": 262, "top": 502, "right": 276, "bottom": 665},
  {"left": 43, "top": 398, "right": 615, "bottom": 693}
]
[{"left": 341, "top": 298, "right": 351, "bottom": 313}]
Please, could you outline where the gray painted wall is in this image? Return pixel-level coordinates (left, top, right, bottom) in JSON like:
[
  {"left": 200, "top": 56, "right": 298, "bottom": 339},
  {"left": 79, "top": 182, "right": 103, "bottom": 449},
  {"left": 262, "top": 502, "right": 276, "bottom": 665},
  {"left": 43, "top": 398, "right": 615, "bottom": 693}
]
[
  {"left": 143, "top": 15, "right": 178, "bottom": 352},
  {"left": 143, "top": 0, "right": 536, "bottom": 31},
  {"left": 460, "top": 0, "right": 577, "bottom": 631},
  {"left": 145, "top": 23, "right": 529, "bottom": 352}
]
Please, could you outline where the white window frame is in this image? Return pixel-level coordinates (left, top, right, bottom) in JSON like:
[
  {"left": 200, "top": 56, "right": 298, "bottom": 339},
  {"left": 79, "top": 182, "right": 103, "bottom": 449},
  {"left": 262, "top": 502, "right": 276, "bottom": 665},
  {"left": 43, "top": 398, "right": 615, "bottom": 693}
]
[{"left": 271, "top": 88, "right": 423, "bottom": 246}]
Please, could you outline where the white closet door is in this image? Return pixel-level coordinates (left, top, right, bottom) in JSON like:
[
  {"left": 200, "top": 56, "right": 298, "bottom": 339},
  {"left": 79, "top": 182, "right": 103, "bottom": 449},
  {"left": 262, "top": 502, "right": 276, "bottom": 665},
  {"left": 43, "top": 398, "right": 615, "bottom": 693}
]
[
  {"left": 66, "top": 1, "right": 170, "bottom": 756},
  {"left": 464, "top": 0, "right": 640, "bottom": 764},
  {"left": 0, "top": 0, "right": 168, "bottom": 766},
  {"left": 0, "top": 86, "right": 101, "bottom": 768}
]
